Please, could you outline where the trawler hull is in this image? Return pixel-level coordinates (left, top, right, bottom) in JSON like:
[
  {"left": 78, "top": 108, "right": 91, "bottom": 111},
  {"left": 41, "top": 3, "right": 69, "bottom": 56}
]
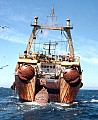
[
  {"left": 14, "top": 66, "right": 82, "bottom": 103},
  {"left": 15, "top": 75, "right": 36, "bottom": 102},
  {"left": 60, "top": 78, "right": 81, "bottom": 103}
]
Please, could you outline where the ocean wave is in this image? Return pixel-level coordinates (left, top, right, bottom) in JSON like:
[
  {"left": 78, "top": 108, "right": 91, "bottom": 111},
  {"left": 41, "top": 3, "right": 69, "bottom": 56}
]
[
  {"left": 90, "top": 99, "right": 98, "bottom": 103},
  {"left": 54, "top": 102, "right": 78, "bottom": 107}
]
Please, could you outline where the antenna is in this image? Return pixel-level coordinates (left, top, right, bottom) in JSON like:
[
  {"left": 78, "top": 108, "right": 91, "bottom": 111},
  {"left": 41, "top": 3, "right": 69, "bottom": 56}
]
[{"left": 47, "top": 6, "right": 57, "bottom": 26}]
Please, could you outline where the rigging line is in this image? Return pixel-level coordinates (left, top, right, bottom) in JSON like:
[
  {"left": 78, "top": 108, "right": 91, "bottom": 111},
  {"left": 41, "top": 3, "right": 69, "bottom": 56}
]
[
  {"left": 40, "top": 29, "right": 43, "bottom": 51},
  {"left": 33, "top": 29, "right": 41, "bottom": 52},
  {"left": 35, "top": 29, "right": 40, "bottom": 36},
  {"left": 63, "top": 31, "right": 69, "bottom": 55},
  {"left": 32, "top": 41, "right": 67, "bottom": 44},
  {"left": 63, "top": 31, "right": 68, "bottom": 39},
  {"left": 61, "top": 33, "right": 68, "bottom": 55},
  {"left": 60, "top": 32, "right": 62, "bottom": 54}
]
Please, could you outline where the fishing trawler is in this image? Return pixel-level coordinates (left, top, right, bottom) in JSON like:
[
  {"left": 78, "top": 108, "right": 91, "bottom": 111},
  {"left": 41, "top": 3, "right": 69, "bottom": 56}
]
[{"left": 11, "top": 7, "right": 83, "bottom": 104}]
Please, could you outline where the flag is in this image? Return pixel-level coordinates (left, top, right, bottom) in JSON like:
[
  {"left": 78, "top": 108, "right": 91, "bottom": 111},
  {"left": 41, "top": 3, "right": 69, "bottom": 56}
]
[{"left": 55, "top": 41, "right": 58, "bottom": 45}]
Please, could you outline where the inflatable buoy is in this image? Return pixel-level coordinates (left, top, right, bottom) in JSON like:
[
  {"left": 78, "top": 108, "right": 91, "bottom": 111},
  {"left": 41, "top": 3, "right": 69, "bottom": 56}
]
[
  {"left": 18, "top": 65, "right": 35, "bottom": 82},
  {"left": 63, "top": 68, "right": 81, "bottom": 87}
]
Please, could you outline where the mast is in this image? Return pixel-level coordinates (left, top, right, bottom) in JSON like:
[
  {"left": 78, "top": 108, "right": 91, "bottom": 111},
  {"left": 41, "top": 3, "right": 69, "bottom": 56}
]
[
  {"left": 47, "top": 5, "right": 57, "bottom": 26},
  {"left": 65, "top": 19, "right": 74, "bottom": 59},
  {"left": 24, "top": 17, "right": 38, "bottom": 55}
]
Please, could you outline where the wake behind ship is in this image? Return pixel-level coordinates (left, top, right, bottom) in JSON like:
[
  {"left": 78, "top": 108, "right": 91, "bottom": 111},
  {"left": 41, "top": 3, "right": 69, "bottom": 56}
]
[{"left": 11, "top": 7, "right": 83, "bottom": 104}]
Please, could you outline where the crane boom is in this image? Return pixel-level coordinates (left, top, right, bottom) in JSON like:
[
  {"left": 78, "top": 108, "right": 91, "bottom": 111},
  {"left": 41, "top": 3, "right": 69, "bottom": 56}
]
[{"left": 25, "top": 28, "right": 37, "bottom": 54}]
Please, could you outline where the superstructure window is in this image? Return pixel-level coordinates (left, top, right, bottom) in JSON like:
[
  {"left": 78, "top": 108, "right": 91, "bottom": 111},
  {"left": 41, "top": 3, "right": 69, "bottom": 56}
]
[
  {"left": 44, "top": 66, "right": 46, "bottom": 68},
  {"left": 50, "top": 66, "right": 52, "bottom": 68},
  {"left": 53, "top": 66, "right": 55, "bottom": 69}
]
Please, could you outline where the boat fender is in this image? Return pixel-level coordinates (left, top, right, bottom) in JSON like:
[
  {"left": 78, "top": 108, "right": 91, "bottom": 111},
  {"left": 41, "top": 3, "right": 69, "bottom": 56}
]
[
  {"left": 63, "top": 68, "right": 81, "bottom": 87},
  {"left": 18, "top": 65, "right": 35, "bottom": 82},
  {"left": 69, "top": 78, "right": 81, "bottom": 87}
]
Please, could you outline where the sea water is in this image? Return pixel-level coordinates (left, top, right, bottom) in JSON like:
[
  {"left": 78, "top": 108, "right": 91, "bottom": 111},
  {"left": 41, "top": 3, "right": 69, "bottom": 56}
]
[{"left": 0, "top": 87, "right": 98, "bottom": 120}]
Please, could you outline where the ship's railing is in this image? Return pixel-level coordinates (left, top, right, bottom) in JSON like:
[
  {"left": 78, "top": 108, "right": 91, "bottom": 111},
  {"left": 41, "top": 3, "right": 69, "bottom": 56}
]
[
  {"left": 41, "top": 54, "right": 80, "bottom": 62},
  {"left": 18, "top": 53, "right": 80, "bottom": 65},
  {"left": 19, "top": 52, "right": 38, "bottom": 59},
  {"left": 18, "top": 53, "right": 38, "bottom": 64},
  {"left": 61, "top": 56, "right": 80, "bottom": 66}
]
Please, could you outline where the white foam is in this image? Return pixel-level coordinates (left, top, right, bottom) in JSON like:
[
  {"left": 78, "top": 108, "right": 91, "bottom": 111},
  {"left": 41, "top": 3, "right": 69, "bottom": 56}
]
[
  {"left": 90, "top": 99, "right": 98, "bottom": 102},
  {"left": 17, "top": 101, "right": 48, "bottom": 106},
  {"left": 54, "top": 102, "right": 69, "bottom": 107},
  {"left": 82, "top": 101, "right": 88, "bottom": 103},
  {"left": 54, "top": 102, "right": 78, "bottom": 107}
]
